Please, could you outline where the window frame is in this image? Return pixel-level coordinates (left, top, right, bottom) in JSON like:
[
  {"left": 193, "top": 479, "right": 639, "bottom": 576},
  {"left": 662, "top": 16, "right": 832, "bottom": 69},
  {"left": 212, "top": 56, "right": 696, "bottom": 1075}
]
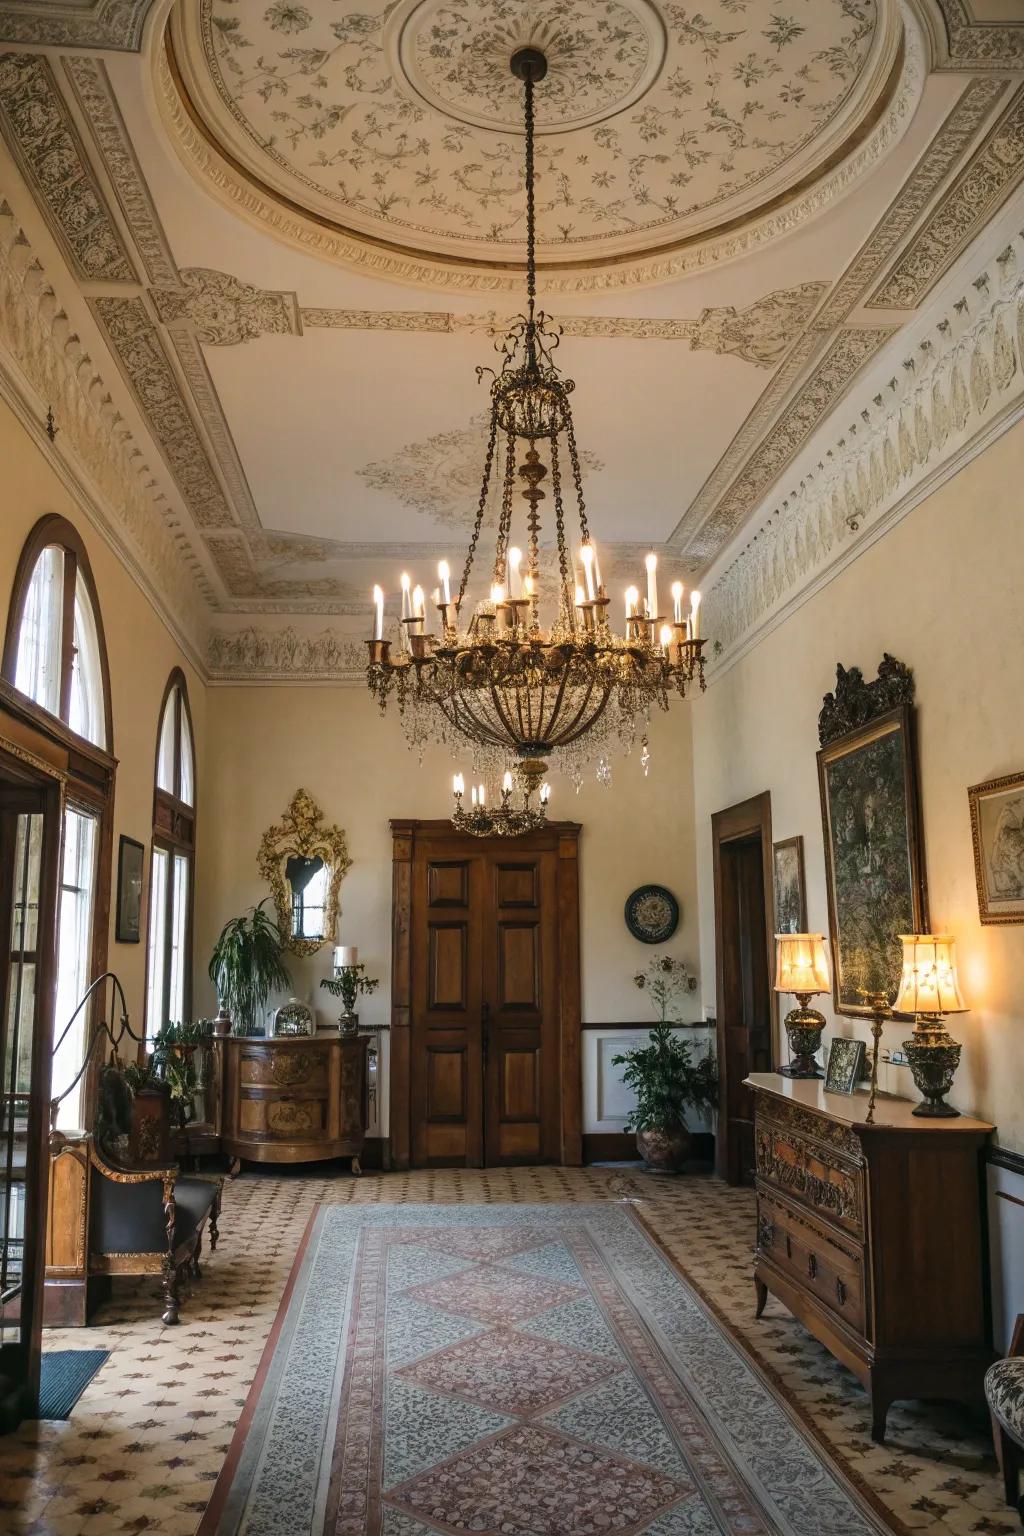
[
  {"left": 2, "top": 516, "right": 113, "bottom": 754},
  {"left": 2, "top": 518, "right": 115, "bottom": 1133},
  {"left": 146, "top": 671, "right": 196, "bottom": 1034}
]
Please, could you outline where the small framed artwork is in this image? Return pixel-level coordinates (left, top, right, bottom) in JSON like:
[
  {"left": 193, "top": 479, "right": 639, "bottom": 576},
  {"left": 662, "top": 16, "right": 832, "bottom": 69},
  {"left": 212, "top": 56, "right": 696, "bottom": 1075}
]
[
  {"left": 624, "top": 885, "right": 680, "bottom": 944},
  {"left": 116, "top": 835, "right": 145, "bottom": 944},
  {"left": 968, "top": 771, "right": 1024, "bottom": 925},
  {"left": 772, "top": 836, "right": 807, "bottom": 934},
  {"left": 824, "top": 1036, "right": 866, "bottom": 1095}
]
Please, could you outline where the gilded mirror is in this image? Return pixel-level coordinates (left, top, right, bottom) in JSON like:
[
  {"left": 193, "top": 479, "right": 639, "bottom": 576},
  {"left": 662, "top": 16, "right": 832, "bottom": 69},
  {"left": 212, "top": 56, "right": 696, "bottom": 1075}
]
[{"left": 257, "top": 789, "right": 351, "bottom": 955}]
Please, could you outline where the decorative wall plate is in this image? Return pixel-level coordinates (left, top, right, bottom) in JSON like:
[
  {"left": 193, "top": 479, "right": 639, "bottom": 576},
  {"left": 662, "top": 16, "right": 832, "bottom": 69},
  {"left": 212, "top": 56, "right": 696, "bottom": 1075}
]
[{"left": 625, "top": 885, "right": 679, "bottom": 944}]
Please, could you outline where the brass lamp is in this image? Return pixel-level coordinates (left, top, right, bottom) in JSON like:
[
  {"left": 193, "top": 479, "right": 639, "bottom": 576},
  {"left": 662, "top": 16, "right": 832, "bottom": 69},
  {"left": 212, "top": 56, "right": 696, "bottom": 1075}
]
[
  {"left": 774, "top": 934, "right": 831, "bottom": 1078},
  {"left": 894, "top": 933, "right": 968, "bottom": 1117}
]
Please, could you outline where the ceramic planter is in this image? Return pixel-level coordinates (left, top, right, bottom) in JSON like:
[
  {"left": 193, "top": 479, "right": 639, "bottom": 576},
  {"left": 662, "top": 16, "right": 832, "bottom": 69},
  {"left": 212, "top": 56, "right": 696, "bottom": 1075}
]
[{"left": 636, "top": 1124, "right": 691, "bottom": 1173}]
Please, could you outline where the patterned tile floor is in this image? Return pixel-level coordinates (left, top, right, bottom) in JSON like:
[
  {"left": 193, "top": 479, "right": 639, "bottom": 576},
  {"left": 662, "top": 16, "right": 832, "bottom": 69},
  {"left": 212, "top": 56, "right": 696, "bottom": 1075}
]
[{"left": 0, "top": 1165, "right": 1011, "bottom": 1536}]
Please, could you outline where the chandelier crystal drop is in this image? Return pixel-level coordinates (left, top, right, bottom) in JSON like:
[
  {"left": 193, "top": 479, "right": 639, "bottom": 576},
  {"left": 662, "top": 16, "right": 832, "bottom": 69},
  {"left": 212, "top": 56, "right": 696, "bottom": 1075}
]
[{"left": 366, "top": 45, "right": 707, "bottom": 782}]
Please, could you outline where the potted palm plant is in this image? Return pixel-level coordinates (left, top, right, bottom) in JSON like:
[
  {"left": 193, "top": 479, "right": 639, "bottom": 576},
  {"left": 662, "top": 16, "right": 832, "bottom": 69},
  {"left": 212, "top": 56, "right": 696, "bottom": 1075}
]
[
  {"left": 209, "top": 900, "right": 292, "bottom": 1036},
  {"left": 612, "top": 957, "right": 718, "bottom": 1173}
]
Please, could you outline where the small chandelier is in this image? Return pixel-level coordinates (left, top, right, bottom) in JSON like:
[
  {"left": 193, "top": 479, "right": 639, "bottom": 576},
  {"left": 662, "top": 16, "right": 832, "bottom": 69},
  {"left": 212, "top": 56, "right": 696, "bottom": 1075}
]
[
  {"left": 451, "top": 765, "right": 550, "bottom": 838},
  {"left": 367, "top": 46, "right": 707, "bottom": 782}
]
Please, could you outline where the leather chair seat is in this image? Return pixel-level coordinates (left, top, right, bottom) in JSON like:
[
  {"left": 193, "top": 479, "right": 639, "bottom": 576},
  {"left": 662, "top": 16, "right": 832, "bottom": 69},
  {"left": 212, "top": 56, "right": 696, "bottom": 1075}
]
[{"left": 91, "top": 1170, "right": 218, "bottom": 1255}]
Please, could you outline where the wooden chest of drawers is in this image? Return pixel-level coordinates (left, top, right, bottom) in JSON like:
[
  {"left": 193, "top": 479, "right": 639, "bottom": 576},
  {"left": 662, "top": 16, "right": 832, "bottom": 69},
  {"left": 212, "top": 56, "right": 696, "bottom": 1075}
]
[
  {"left": 747, "top": 1073, "right": 994, "bottom": 1441},
  {"left": 219, "top": 1033, "right": 369, "bottom": 1167}
]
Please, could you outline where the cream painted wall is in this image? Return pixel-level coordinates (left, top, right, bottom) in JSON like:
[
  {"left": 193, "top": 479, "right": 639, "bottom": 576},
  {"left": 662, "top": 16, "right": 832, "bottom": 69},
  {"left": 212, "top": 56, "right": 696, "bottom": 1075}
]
[
  {"left": 194, "top": 687, "right": 702, "bottom": 1130},
  {"left": 692, "top": 416, "right": 1024, "bottom": 1151},
  {"left": 0, "top": 397, "right": 206, "bottom": 1032}
]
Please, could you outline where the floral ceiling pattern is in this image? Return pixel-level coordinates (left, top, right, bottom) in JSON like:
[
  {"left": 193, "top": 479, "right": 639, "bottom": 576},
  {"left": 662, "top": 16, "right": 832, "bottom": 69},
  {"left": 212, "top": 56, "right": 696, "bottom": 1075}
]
[{"left": 179, "top": 0, "right": 889, "bottom": 266}]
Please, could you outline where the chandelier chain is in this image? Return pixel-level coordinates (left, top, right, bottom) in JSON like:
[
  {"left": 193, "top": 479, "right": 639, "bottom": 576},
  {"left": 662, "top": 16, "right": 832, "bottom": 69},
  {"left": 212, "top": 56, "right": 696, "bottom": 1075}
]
[
  {"left": 548, "top": 431, "right": 573, "bottom": 615},
  {"left": 524, "top": 69, "right": 537, "bottom": 325},
  {"left": 564, "top": 412, "right": 591, "bottom": 547},
  {"left": 493, "top": 430, "right": 517, "bottom": 584},
  {"left": 459, "top": 409, "right": 498, "bottom": 607}
]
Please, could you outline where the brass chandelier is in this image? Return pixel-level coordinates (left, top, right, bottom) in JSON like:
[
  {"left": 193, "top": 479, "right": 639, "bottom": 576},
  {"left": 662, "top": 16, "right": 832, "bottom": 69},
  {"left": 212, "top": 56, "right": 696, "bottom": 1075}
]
[{"left": 367, "top": 46, "right": 707, "bottom": 782}]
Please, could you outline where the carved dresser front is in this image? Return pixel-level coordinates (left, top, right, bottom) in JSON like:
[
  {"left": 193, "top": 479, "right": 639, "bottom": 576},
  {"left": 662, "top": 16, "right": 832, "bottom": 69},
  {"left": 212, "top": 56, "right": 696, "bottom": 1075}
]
[
  {"left": 747, "top": 1073, "right": 994, "bottom": 1442},
  {"left": 219, "top": 1033, "right": 369, "bottom": 1170}
]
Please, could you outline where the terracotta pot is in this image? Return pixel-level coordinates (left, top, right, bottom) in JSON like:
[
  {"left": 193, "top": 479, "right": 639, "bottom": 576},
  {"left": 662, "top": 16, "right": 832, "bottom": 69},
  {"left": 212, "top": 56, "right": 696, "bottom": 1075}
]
[{"left": 636, "top": 1124, "right": 690, "bottom": 1173}]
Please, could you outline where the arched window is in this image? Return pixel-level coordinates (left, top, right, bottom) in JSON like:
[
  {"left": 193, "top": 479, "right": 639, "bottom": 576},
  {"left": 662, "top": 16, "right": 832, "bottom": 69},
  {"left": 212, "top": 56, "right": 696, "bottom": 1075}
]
[
  {"left": 3, "top": 516, "right": 111, "bottom": 751},
  {"left": 3, "top": 518, "right": 114, "bottom": 1129},
  {"left": 146, "top": 672, "right": 196, "bottom": 1034}
]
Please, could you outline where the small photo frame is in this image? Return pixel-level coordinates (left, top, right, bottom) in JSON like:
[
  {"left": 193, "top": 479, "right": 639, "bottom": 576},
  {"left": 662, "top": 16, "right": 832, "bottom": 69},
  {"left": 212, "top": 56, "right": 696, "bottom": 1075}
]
[
  {"left": 116, "top": 835, "right": 145, "bottom": 944},
  {"left": 824, "top": 1036, "right": 866, "bottom": 1095},
  {"left": 968, "top": 771, "right": 1024, "bottom": 925}
]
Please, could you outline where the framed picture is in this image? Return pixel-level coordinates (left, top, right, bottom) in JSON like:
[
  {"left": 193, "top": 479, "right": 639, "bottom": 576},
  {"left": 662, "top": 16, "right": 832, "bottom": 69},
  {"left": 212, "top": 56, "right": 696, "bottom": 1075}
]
[
  {"left": 116, "top": 835, "right": 145, "bottom": 944},
  {"left": 968, "top": 771, "right": 1024, "bottom": 924},
  {"left": 624, "top": 885, "right": 680, "bottom": 944},
  {"left": 772, "top": 836, "right": 807, "bottom": 934},
  {"left": 824, "top": 1036, "right": 866, "bottom": 1095},
  {"left": 818, "top": 705, "right": 927, "bottom": 1017}
]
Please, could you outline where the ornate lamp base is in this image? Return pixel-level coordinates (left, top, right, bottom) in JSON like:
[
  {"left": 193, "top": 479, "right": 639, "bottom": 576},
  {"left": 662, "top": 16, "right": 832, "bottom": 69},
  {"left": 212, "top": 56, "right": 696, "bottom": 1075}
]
[
  {"left": 903, "top": 1022, "right": 961, "bottom": 1117},
  {"left": 781, "top": 1001, "right": 825, "bottom": 1079}
]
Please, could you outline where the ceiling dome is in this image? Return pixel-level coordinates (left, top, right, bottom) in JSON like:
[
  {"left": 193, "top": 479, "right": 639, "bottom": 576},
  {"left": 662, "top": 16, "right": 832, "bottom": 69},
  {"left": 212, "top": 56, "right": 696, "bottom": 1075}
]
[{"left": 166, "top": 0, "right": 908, "bottom": 287}]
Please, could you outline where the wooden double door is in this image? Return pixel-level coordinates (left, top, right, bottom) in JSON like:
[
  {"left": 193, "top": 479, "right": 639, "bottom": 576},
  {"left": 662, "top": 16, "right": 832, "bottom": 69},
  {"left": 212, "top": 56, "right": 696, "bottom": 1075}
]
[{"left": 390, "top": 821, "right": 582, "bottom": 1169}]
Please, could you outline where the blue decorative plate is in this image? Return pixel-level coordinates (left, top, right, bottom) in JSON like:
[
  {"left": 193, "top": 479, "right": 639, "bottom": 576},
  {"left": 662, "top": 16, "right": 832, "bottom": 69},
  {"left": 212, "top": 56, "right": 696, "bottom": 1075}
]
[{"left": 624, "top": 885, "right": 680, "bottom": 944}]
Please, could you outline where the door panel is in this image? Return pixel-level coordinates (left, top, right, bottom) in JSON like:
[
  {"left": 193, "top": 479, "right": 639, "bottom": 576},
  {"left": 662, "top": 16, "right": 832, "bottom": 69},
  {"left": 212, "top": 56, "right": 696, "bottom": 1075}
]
[
  {"left": 427, "top": 923, "right": 468, "bottom": 1011},
  {"left": 495, "top": 863, "right": 537, "bottom": 907},
  {"left": 497, "top": 923, "right": 539, "bottom": 1010},
  {"left": 718, "top": 834, "right": 772, "bottom": 1185},
  {"left": 427, "top": 861, "right": 469, "bottom": 907},
  {"left": 425, "top": 1045, "right": 468, "bottom": 1121}
]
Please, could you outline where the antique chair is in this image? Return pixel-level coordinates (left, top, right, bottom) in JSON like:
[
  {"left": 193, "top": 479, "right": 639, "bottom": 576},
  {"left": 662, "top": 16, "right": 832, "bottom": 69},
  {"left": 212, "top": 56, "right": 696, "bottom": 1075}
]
[
  {"left": 48, "top": 1061, "right": 223, "bottom": 1325},
  {"left": 986, "top": 1314, "right": 1024, "bottom": 1522}
]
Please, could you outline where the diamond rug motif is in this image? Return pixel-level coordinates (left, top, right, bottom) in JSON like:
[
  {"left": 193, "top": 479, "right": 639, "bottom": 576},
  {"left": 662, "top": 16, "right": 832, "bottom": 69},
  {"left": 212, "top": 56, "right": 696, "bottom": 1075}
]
[{"left": 199, "top": 1204, "right": 892, "bottom": 1536}]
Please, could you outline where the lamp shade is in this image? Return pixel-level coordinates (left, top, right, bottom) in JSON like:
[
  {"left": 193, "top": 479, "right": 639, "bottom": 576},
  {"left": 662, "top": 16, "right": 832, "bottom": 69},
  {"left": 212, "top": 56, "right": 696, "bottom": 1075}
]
[
  {"left": 774, "top": 934, "right": 830, "bottom": 996},
  {"left": 334, "top": 944, "right": 358, "bottom": 969},
  {"left": 893, "top": 934, "right": 968, "bottom": 1015}
]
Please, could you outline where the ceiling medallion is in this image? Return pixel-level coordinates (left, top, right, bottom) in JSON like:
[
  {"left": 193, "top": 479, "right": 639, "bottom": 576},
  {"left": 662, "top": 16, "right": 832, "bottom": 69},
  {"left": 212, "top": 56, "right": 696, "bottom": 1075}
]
[{"left": 367, "top": 47, "right": 706, "bottom": 787}]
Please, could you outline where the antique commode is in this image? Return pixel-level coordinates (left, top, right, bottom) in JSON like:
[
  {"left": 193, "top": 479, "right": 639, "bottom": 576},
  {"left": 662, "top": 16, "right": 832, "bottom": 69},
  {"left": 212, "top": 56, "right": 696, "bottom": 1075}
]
[{"left": 747, "top": 1073, "right": 993, "bottom": 1441}]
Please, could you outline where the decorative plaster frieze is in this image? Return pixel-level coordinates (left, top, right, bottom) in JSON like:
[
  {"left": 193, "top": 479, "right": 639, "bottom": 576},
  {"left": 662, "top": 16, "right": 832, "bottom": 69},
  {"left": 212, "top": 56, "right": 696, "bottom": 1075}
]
[
  {"left": 0, "top": 53, "right": 136, "bottom": 282},
  {"left": 0, "top": 0, "right": 156, "bottom": 51},
  {"left": 933, "top": 1, "right": 1024, "bottom": 71},
  {"left": 670, "top": 73, "right": 1007, "bottom": 556},
  {"left": 869, "top": 84, "right": 1024, "bottom": 308},
  {"left": 0, "top": 198, "right": 210, "bottom": 656},
  {"left": 704, "top": 229, "right": 1024, "bottom": 667},
  {"left": 207, "top": 626, "right": 366, "bottom": 682},
  {"left": 91, "top": 294, "right": 235, "bottom": 530},
  {"left": 153, "top": 267, "right": 300, "bottom": 345},
  {"left": 62, "top": 56, "right": 178, "bottom": 288}
]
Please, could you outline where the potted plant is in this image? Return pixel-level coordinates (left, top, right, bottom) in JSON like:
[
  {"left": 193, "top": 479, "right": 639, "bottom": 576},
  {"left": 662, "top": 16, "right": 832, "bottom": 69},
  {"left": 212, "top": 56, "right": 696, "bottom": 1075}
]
[
  {"left": 612, "top": 957, "right": 718, "bottom": 1173},
  {"left": 209, "top": 900, "right": 292, "bottom": 1036},
  {"left": 320, "top": 960, "right": 379, "bottom": 1034}
]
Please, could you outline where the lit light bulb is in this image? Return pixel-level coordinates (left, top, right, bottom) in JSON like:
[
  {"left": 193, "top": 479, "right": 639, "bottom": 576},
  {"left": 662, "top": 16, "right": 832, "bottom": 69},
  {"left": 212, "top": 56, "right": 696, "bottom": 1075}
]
[
  {"left": 438, "top": 559, "right": 451, "bottom": 606},
  {"left": 580, "top": 543, "right": 596, "bottom": 601},
  {"left": 503, "top": 770, "right": 513, "bottom": 794},
  {"left": 659, "top": 624, "right": 674, "bottom": 652},
  {"left": 400, "top": 571, "right": 411, "bottom": 618},
  {"left": 690, "top": 588, "right": 701, "bottom": 640},
  {"left": 508, "top": 547, "right": 522, "bottom": 597},
  {"left": 540, "top": 783, "right": 551, "bottom": 804},
  {"left": 478, "top": 783, "right": 486, "bottom": 805},
  {"left": 372, "top": 584, "right": 384, "bottom": 641},
  {"left": 453, "top": 773, "right": 464, "bottom": 796},
  {"left": 490, "top": 583, "right": 505, "bottom": 606},
  {"left": 671, "top": 580, "right": 684, "bottom": 624},
  {"left": 575, "top": 583, "right": 585, "bottom": 607},
  {"left": 625, "top": 585, "right": 639, "bottom": 622},
  {"left": 471, "top": 785, "right": 478, "bottom": 807},
  {"left": 523, "top": 573, "right": 535, "bottom": 597},
  {"left": 645, "top": 552, "right": 658, "bottom": 621},
  {"left": 412, "top": 585, "right": 426, "bottom": 622}
]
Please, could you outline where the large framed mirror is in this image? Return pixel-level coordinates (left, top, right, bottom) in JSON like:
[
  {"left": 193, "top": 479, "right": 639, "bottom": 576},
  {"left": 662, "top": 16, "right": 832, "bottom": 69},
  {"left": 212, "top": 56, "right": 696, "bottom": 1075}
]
[{"left": 257, "top": 789, "right": 351, "bottom": 956}]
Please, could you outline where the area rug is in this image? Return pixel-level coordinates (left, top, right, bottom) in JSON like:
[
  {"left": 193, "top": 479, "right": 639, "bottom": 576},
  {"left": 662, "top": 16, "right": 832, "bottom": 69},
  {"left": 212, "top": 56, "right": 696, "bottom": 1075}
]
[
  {"left": 199, "top": 1203, "right": 891, "bottom": 1536},
  {"left": 37, "top": 1348, "right": 109, "bottom": 1419}
]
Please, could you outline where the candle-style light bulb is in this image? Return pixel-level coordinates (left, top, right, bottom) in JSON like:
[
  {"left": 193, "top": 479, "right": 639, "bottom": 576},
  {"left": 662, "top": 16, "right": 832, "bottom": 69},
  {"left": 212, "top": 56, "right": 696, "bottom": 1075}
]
[
  {"left": 625, "top": 585, "right": 639, "bottom": 622},
  {"left": 574, "top": 583, "right": 585, "bottom": 608},
  {"left": 508, "top": 547, "right": 522, "bottom": 598},
  {"left": 453, "top": 772, "right": 463, "bottom": 796},
  {"left": 690, "top": 588, "right": 702, "bottom": 640},
  {"left": 671, "top": 580, "right": 684, "bottom": 625},
  {"left": 523, "top": 573, "right": 535, "bottom": 598},
  {"left": 540, "top": 782, "right": 551, "bottom": 804},
  {"left": 490, "top": 583, "right": 505, "bottom": 607},
  {"left": 580, "top": 543, "right": 596, "bottom": 602},
  {"left": 412, "top": 586, "right": 426, "bottom": 631},
  {"left": 471, "top": 785, "right": 478, "bottom": 807},
  {"left": 438, "top": 559, "right": 451, "bottom": 607},
  {"left": 502, "top": 769, "right": 513, "bottom": 795},
  {"left": 372, "top": 584, "right": 384, "bottom": 641},
  {"left": 659, "top": 623, "right": 674, "bottom": 652},
  {"left": 591, "top": 539, "right": 602, "bottom": 592},
  {"left": 400, "top": 571, "right": 411, "bottom": 620},
  {"left": 645, "top": 552, "right": 659, "bottom": 621},
  {"left": 478, "top": 783, "right": 485, "bottom": 805}
]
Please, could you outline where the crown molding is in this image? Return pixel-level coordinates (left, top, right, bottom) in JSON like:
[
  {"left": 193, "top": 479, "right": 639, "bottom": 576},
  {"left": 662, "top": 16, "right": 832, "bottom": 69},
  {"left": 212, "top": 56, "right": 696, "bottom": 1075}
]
[
  {"left": 0, "top": 197, "right": 210, "bottom": 671},
  {"left": 704, "top": 213, "right": 1024, "bottom": 680}
]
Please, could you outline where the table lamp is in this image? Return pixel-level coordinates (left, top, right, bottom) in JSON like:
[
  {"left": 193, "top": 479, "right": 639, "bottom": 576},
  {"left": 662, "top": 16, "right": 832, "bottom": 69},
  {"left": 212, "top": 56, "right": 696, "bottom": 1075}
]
[
  {"left": 774, "top": 934, "right": 830, "bottom": 1078},
  {"left": 894, "top": 933, "right": 968, "bottom": 1117}
]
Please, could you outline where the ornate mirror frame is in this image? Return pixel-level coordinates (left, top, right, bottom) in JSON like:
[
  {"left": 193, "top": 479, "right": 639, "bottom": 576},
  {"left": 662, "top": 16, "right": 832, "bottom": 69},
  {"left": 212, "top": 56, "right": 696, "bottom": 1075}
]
[{"left": 257, "top": 788, "right": 351, "bottom": 956}]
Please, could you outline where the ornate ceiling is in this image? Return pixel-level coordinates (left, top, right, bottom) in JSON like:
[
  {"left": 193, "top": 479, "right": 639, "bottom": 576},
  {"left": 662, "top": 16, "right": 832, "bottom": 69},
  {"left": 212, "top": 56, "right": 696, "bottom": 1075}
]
[{"left": 0, "top": 0, "right": 1022, "bottom": 677}]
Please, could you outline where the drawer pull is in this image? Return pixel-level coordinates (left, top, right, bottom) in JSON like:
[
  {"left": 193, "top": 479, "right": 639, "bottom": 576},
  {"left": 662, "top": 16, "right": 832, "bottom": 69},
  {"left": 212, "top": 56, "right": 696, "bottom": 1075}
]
[
  {"left": 836, "top": 1278, "right": 847, "bottom": 1307},
  {"left": 807, "top": 1253, "right": 818, "bottom": 1280},
  {"left": 785, "top": 1234, "right": 792, "bottom": 1259}
]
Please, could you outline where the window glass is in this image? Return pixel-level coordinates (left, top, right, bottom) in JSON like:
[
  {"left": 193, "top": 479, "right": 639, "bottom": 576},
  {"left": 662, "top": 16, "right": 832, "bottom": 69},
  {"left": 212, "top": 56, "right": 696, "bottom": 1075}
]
[
  {"left": 146, "top": 848, "right": 169, "bottom": 1035},
  {"left": 156, "top": 696, "right": 175, "bottom": 795},
  {"left": 179, "top": 706, "right": 194, "bottom": 807},
  {"left": 68, "top": 573, "right": 105, "bottom": 750},
  {"left": 14, "top": 547, "right": 63, "bottom": 718},
  {"left": 169, "top": 854, "right": 189, "bottom": 1024},
  {"left": 52, "top": 808, "right": 98, "bottom": 1130}
]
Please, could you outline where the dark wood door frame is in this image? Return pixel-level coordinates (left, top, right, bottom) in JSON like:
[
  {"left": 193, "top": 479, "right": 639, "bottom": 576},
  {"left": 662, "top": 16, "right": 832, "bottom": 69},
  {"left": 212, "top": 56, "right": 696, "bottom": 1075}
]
[
  {"left": 389, "top": 819, "right": 582, "bottom": 1170},
  {"left": 711, "top": 791, "right": 777, "bottom": 1184}
]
